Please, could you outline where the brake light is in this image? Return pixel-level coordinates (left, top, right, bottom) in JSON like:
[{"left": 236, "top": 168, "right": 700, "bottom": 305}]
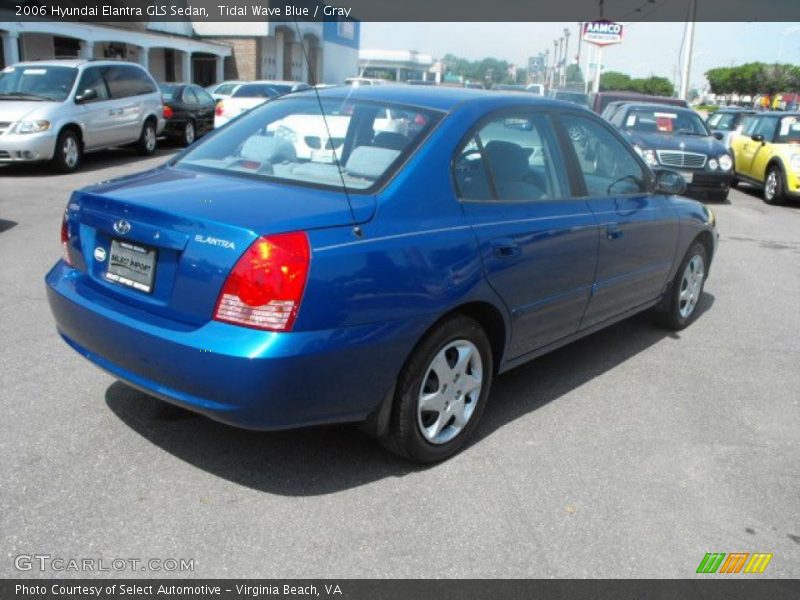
[
  {"left": 60, "top": 211, "right": 72, "bottom": 266},
  {"left": 163, "top": 105, "right": 174, "bottom": 119},
  {"left": 215, "top": 101, "right": 224, "bottom": 117},
  {"left": 213, "top": 232, "right": 310, "bottom": 331}
]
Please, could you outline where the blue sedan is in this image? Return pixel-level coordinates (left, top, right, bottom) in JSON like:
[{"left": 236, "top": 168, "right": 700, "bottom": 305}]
[{"left": 46, "top": 86, "right": 718, "bottom": 463}]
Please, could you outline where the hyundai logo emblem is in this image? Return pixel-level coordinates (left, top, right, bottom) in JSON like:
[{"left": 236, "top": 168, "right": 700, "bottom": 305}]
[{"left": 113, "top": 220, "right": 131, "bottom": 235}]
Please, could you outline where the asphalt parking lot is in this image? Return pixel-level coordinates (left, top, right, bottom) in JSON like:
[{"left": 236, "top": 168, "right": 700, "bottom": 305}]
[{"left": 1, "top": 150, "right": 799, "bottom": 579}]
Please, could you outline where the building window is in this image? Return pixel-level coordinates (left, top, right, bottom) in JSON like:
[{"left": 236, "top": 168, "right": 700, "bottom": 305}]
[
  {"left": 337, "top": 21, "right": 355, "bottom": 40},
  {"left": 53, "top": 37, "right": 80, "bottom": 59}
]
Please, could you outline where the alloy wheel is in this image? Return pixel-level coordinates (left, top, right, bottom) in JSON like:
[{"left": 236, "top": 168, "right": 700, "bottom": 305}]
[
  {"left": 678, "top": 254, "right": 705, "bottom": 319},
  {"left": 184, "top": 122, "right": 195, "bottom": 145},
  {"left": 63, "top": 137, "right": 79, "bottom": 168},
  {"left": 417, "top": 340, "right": 483, "bottom": 445},
  {"left": 765, "top": 171, "right": 778, "bottom": 201}
]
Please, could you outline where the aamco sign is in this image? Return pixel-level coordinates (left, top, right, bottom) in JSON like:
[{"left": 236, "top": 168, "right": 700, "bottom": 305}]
[{"left": 582, "top": 21, "right": 624, "bottom": 46}]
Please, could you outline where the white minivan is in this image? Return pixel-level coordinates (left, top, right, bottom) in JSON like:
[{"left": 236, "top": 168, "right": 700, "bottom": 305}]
[{"left": 0, "top": 59, "right": 165, "bottom": 172}]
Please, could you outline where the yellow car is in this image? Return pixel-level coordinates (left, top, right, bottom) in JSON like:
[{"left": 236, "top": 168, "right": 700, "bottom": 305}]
[{"left": 731, "top": 111, "right": 800, "bottom": 204}]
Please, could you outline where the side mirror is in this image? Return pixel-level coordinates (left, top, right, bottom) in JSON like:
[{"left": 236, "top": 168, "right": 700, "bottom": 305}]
[
  {"left": 75, "top": 88, "right": 98, "bottom": 103},
  {"left": 713, "top": 131, "right": 724, "bottom": 140},
  {"left": 750, "top": 133, "right": 765, "bottom": 143},
  {"left": 654, "top": 169, "right": 687, "bottom": 195}
]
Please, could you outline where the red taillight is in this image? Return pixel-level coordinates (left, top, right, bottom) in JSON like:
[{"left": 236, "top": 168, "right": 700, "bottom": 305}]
[
  {"left": 215, "top": 101, "right": 224, "bottom": 117},
  {"left": 60, "top": 211, "right": 72, "bottom": 266},
  {"left": 163, "top": 105, "right": 174, "bottom": 119},
  {"left": 213, "top": 232, "right": 310, "bottom": 331}
]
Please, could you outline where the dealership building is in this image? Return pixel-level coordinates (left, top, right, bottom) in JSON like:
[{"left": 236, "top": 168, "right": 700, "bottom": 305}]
[
  {"left": 0, "top": 12, "right": 359, "bottom": 86},
  {"left": 358, "top": 49, "right": 439, "bottom": 83}
]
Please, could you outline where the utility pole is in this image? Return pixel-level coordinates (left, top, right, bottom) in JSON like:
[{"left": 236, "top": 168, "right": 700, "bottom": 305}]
[
  {"left": 563, "top": 28, "right": 571, "bottom": 87},
  {"left": 576, "top": 22, "right": 583, "bottom": 83},
  {"left": 679, "top": 0, "right": 697, "bottom": 100},
  {"left": 552, "top": 39, "right": 559, "bottom": 89}
]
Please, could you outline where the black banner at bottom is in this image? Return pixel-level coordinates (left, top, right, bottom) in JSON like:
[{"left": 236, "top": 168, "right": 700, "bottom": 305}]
[{"left": 2, "top": 579, "right": 800, "bottom": 600}]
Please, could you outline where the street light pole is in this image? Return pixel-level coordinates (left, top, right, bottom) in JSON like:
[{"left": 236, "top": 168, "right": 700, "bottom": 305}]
[
  {"left": 563, "top": 28, "right": 571, "bottom": 87},
  {"left": 679, "top": 0, "right": 697, "bottom": 100}
]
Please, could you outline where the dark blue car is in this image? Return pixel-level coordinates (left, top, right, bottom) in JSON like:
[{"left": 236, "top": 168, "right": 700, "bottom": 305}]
[
  {"left": 46, "top": 87, "right": 718, "bottom": 463},
  {"left": 607, "top": 103, "right": 734, "bottom": 201}
]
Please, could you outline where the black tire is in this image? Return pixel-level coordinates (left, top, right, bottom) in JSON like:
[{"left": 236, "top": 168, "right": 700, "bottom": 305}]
[
  {"left": 730, "top": 177, "right": 739, "bottom": 188},
  {"left": 51, "top": 128, "right": 82, "bottom": 173},
  {"left": 654, "top": 241, "right": 709, "bottom": 331},
  {"left": 381, "top": 315, "right": 493, "bottom": 463},
  {"left": 709, "top": 190, "right": 729, "bottom": 203},
  {"left": 763, "top": 165, "right": 785, "bottom": 205},
  {"left": 136, "top": 119, "right": 157, "bottom": 156},
  {"left": 181, "top": 120, "right": 196, "bottom": 147}
]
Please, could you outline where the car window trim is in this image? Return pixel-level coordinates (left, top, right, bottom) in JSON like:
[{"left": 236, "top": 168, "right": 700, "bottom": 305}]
[
  {"left": 450, "top": 106, "right": 573, "bottom": 205},
  {"left": 552, "top": 110, "right": 655, "bottom": 199}
]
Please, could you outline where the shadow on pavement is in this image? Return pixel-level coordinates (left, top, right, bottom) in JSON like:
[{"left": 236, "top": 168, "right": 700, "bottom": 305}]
[
  {"left": 0, "top": 219, "right": 17, "bottom": 233},
  {"left": 0, "top": 146, "right": 178, "bottom": 177},
  {"left": 106, "top": 293, "right": 715, "bottom": 496}
]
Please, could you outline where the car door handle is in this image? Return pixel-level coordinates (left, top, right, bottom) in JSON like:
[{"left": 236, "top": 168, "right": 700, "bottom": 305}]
[
  {"left": 490, "top": 238, "right": 521, "bottom": 257},
  {"left": 606, "top": 224, "right": 623, "bottom": 240}
]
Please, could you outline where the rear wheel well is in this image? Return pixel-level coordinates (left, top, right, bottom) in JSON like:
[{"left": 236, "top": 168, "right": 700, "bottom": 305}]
[{"left": 441, "top": 302, "right": 507, "bottom": 374}]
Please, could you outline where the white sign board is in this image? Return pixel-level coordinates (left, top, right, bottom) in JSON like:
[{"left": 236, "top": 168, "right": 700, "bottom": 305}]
[{"left": 583, "top": 21, "right": 624, "bottom": 46}]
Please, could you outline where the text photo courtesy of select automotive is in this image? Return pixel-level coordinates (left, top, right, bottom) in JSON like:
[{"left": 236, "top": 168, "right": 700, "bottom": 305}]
[{"left": 1, "top": 0, "right": 800, "bottom": 590}]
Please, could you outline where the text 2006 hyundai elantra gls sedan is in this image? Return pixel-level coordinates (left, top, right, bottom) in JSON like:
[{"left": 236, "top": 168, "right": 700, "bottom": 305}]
[{"left": 46, "top": 87, "right": 718, "bottom": 463}]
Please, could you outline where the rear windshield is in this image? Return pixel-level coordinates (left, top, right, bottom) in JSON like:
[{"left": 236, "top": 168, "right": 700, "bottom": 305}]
[
  {"left": 623, "top": 108, "right": 708, "bottom": 135},
  {"left": 706, "top": 111, "right": 748, "bottom": 131},
  {"left": 233, "top": 84, "right": 280, "bottom": 98},
  {"left": 776, "top": 116, "right": 800, "bottom": 143},
  {"left": 555, "top": 91, "right": 589, "bottom": 105},
  {"left": 177, "top": 96, "right": 440, "bottom": 191},
  {"left": 0, "top": 65, "right": 78, "bottom": 102},
  {"left": 159, "top": 84, "right": 179, "bottom": 101}
]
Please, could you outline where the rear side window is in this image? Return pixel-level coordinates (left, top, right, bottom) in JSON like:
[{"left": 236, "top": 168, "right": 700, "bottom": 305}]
[
  {"left": 560, "top": 114, "right": 647, "bottom": 196},
  {"left": 101, "top": 65, "right": 156, "bottom": 99},
  {"left": 182, "top": 87, "right": 199, "bottom": 104},
  {"left": 195, "top": 87, "right": 214, "bottom": 104},
  {"left": 75, "top": 67, "right": 109, "bottom": 102},
  {"left": 454, "top": 113, "right": 566, "bottom": 202}
]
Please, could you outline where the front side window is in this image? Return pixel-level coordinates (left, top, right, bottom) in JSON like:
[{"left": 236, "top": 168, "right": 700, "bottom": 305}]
[
  {"left": 177, "top": 97, "right": 439, "bottom": 191},
  {"left": 753, "top": 117, "right": 778, "bottom": 141},
  {"left": 561, "top": 114, "right": 647, "bottom": 197},
  {"left": 75, "top": 68, "right": 109, "bottom": 102},
  {"left": 707, "top": 112, "right": 739, "bottom": 131},
  {"left": 0, "top": 65, "right": 78, "bottom": 102},
  {"left": 454, "top": 113, "right": 564, "bottom": 202}
]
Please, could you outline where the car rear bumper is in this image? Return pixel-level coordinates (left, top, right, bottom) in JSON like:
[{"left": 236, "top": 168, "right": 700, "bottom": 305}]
[
  {"left": 0, "top": 132, "right": 57, "bottom": 162},
  {"left": 45, "top": 261, "right": 426, "bottom": 430}
]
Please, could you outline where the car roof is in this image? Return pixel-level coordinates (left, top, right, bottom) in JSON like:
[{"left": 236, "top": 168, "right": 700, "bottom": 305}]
[
  {"left": 755, "top": 111, "right": 800, "bottom": 118},
  {"left": 11, "top": 59, "right": 142, "bottom": 69},
  {"left": 302, "top": 85, "right": 585, "bottom": 112},
  {"left": 621, "top": 103, "right": 695, "bottom": 113}
]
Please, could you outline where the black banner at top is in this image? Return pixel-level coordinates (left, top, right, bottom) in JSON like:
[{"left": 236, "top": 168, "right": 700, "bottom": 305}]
[{"left": 1, "top": 0, "right": 800, "bottom": 22}]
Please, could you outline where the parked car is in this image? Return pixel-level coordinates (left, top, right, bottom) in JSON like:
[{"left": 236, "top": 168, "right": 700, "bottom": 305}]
[
  {"left": 590, "top": 91, "right": 688, "bottom": 115},
  {"left": 607, "top": 103, "right": 733, "bottom": 201},
  {"left": 46, "top": 87, "right": 717, "bottom": 463},
  {"left": 159, "top": 83, "right": 216, "bottom": 146},
  {"left": 0, "top": 59, "right": 164, "bottom": 172},
  {"left": 705, "top": 107, "right": 757, "bottom": 150},
  {"left": 491, "top": 83, "right": 526, "bottom": 91},
  {"left": 525, "top": 83, "right": 545, "bottom": 96},
  {"left": 549, "top": 89, "right": 589, "bottom": 107},
  {"left": 214, "top": 81, "right": 311, "bottom": 128},
  {"left": 345, "top": 78, "right": 386, "bottom": 87},
  {"left": 730, "top": 111, "right": 800, "bottom": 204},
  {"left": 205, "top": 80, "right": 244, "bottom": 102}
]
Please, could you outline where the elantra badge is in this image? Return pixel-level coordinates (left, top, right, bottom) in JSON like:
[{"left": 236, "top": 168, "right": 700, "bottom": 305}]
[
  {"left": 94, "top": 247, "right": 107, "bottom": 262},
  {"left": 113, "top": 220, "right": 131, "bottom": 235}
]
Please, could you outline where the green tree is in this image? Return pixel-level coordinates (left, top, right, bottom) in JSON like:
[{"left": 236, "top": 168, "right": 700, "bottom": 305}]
[
  {"left": 566, "top": 64, "right": 584, "bottom": 85},
  {"left": 599, "top": 71, "right": 632, "bottom": 91}
]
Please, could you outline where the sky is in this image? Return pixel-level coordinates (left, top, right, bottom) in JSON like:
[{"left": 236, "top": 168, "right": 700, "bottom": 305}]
[{"left": 360, "top": 22, "right": 800, "bottom": 89}]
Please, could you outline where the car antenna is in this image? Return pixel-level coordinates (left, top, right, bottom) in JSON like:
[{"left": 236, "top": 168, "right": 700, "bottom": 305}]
[{"left": 292, "top": 18, "right": 362, "bottom": 238}]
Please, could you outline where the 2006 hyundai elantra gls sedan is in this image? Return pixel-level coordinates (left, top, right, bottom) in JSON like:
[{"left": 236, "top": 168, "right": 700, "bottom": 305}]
[{"left": 46, "top": 87, "right": 718, "bottom": 463}]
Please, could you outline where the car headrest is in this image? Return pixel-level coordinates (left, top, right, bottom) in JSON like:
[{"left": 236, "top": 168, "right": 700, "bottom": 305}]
[
  {"left": 240, "top": 136, "right": 296, "bottom": 163},
  {"left": 345, "top": 146, "right": 401, "bottom": 180},
  {"left": 484, "top": 141, "right": 529, "bottom": 181},
  {"left": 372, "top": 131, "right": 408, "bottom": 151}
]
